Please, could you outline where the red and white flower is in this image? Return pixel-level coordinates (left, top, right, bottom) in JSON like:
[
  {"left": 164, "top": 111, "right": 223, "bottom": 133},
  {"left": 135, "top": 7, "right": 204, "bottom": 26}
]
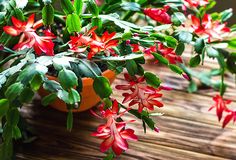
[
  {"left": 189, "top": 14, "right": 230, "bottom": 41},
  {"left": 69, "top": 27, "right": 119, "bottom": 59},
  {"left": 91, "top": 100, "right": 137, "bottom": 155},
  {"left": 116, "top": 73, "right": 165, "bottom": 113},
  {"left": 143, "top": 6, "right": 171, "bottom": 24},
  {"left": 3, "top": 14, "right": 55, "bottom": 56}
]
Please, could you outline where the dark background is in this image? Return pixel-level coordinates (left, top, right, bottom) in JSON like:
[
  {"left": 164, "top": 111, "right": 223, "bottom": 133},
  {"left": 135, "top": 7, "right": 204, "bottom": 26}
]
[{"left": 215, "top": 0, "right": 235, "bottom": 24}]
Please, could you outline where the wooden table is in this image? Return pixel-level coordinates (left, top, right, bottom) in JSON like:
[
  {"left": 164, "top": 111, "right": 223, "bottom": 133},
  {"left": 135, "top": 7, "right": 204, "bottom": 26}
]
[{"left": 16, "top": 55, "right": 236, "bottom": 160}]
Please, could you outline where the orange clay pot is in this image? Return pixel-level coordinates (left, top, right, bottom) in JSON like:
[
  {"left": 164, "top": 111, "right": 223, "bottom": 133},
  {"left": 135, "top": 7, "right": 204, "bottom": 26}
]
[{"left": 38, "top": 70, "right": 116, "bottom": 112}]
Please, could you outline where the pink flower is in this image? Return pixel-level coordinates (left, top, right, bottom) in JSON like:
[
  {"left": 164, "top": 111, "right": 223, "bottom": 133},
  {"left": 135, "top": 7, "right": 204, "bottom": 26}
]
[
  {"left": 69, "top": 27, "right": 119, "bottom": 59},
  {"left": 189, "top": 14, "right": 230, "bottom": 41},
  {"left": 3, "top": 14, "right": 55, "bottom": 56},
  {"left": 91, "top": 100, "right": 137, "bottom": 155},
  {"left": 143, "top": 6, "right": 171, "bottom": 24},
  {"left": 184, "top": 0, "right": 208, "bottom": 8},
  {"left": 116, "top": 73, "right": 164, "bottom": 113},
  {"left": 131, "top": 43, "right": 182, "bottom": 64}
]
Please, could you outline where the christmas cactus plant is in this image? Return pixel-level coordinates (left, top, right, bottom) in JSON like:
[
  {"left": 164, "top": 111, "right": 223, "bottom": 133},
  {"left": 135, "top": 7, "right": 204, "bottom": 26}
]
[{"left": 0, "top": 0, "right": 235, "bottom": 159}]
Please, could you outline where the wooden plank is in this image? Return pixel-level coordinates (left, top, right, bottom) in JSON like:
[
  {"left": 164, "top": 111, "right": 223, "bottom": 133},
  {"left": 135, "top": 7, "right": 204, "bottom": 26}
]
[
  {"left": 15, "top": 60, "right": 236, "bottom": 159},
  {"left": 16, "top": 96, "right": 236, "bottom": 159}
]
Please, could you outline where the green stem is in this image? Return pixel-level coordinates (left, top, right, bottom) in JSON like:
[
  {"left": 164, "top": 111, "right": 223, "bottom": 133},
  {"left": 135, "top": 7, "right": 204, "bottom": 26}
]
[{"left": 0, "top": 52, "right": 24, "bottom": 67}]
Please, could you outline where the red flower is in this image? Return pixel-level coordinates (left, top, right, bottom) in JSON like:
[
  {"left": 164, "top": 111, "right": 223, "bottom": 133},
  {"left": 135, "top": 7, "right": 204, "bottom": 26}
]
[
  {"left": 91, "top": 100, "right": 137, "bottom": 155},
  {"left": 209, "top": 95, "right": 232, "bottom": 121},
  {"left": 3, "top": 14, "right": 55, "bottom": 56},
  {"left": 184, "top": 0, "right": 208, "bottom": 8},
  {"left": 157, "top": 43, "right": 183, "bottom": 64},
  {"left": 209, "top": 95, "right": 236, "bottom": 128},
  {"left": 116, "top": 73, "right": 164, "bottom": 113},
  {"left": 143, "top": 6, "right": 171, "bottom": 24},
  {"left": 69, "top": 27, "right": 119, "bottom": 59},
  {"left": 222, "top": 111, "right": 236, "bottom": 128},
  {"left": 189, "top": 14, "right": 230, "bottom": 41}
]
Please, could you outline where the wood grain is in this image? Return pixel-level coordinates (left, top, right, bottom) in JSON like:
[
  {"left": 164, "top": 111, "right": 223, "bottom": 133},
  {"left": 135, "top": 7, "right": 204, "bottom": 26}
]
[{"left": 15, "top": 59, "right": 236, "bottom": 160}]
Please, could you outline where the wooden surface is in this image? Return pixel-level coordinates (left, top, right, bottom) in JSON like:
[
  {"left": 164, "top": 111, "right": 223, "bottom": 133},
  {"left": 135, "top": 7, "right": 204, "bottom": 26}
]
[{"left": 15, "top": 53, "right": 236, "bottom": 160}]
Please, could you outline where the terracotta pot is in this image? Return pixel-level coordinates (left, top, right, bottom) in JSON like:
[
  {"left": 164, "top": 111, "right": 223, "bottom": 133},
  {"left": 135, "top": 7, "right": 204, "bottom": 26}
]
[{"left": 38, "top": 70, "right": 116, "bottom": 112}]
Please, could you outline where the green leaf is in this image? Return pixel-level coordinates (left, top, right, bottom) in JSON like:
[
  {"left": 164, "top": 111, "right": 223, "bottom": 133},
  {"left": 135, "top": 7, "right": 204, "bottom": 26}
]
[
  {"left": 98, "top": 54, "right": 143, "bottom": 61},
  {"left": 57, "top": 90, "right": 70, "bottom": 104},
  {"left": 87, "top": 0, "right": 99, "bottom": 16},
  {"left": 92, "top": 17, "right": 102, "bottom": 32},
  {"left": 142, "top": 115, "right": 155, "bottom": 130},
  {"left": 194, "top": 38, "right": 205, "bottom": 54},
  {"left": 30, "top": 74, "right": 43, "bottom": 91},
  {"left": 93, "top": 76, "right": 112, "bottom": 98},
  {"left": 144, "top": 72, "right": 161, "bottom": 88},
  {"left": 220, "top": 8, "right": 233, "bottom": 22},
  {"left": 67, "top": 110, "right": 73, "bottom": 131},
  {"left": 6, "top": 108, "right": 20, "bottom": 126},
  {"left": 17, "top": 63, "right": 48, "bottom": 85},
  {"left": 0, "top": 99, "right": 9, "bottom": 117},
  {"left": 189, "top": 55, "right": 201, "bottom": 67},
  {"left": 169, "top": 64, "right": 183, "bottom": 74},
  {"left": 5, "top": 82, "right": 24, "bottom": 102},
  {"left": 43, "top": 80, "right": 62, "bottom": 92},
  {"left": 152, "top": 53, "right": 169, "bottom": 65},
  {"left": 177, "top": 31, "right": 193, "bottom": 44},
  {"left": 165, "top": 36, "right": 177, "bottom": 48},
  {"left": 228, "top": 38, "right": 236, "bottom": 49},
  {"left": 68, "top": 88, "right": 80, "bottom": 104},
  {"left": 58, "top": 69, "right": 78, "bottom": 90},
  {"left": 61, "top": 0, "right": 75, "bottom": 15},
  {"left": 19, "top": 88, "right": 34, "bottom": 103},
  {"left": 12, "top": 126, "right": 21, "bottom": 139},
  {"left": 206, "top": 46, "right": 219, "bottom": 58},
  {"left": 187, "top": 81, "right": 197, "bottom": 93},
  {"left": 104, "top": 151, "right": 115, "bottom": 160},
  {"left": 66, "top": 13, "right": 81, "bottom": 33},
  {"left": 42, "top": 4, "right": 54, "bottom": 26},
  {"left": 74, "top": 0, "right": 83, "bottom": 15},
  {"left": 70, "top": 60, "right": 102, "bottom": 78},
  {"left": 126, "top": 60, "right": 138, "bottom": 76},
  {"left": 205, "top": 0, "right": 216, "bottom": 11},
  {"left": 231, "top": 24, "right": 236, "bottom": 32},
  {"left": 42, "top": 93, "right": 58, "bottom": 106},
  {"left": 122, "top": 32, "right": 132, "bottom": 40},
  {"left": 175, "top": 43, "right": 185, "bottom": 55},
  {"left": 171, "top": 12, "right": 186, "bottom": 26},
  {"left": 120, "top": 2, "right": 140, "bottom": 11}
]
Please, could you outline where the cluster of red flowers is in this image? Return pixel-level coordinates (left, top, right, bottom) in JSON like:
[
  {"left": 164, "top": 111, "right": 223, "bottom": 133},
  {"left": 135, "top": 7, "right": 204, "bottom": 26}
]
[
  {"left": 3, "top": 14, "right": 55, "bottom": 56},
  {"left": 130, "top": 42, "right": 182, "bottom": 65},
  {"left": 143, "top": 6, "right": 171, "bottom": 24},
  {"left": 189, "top": 14, "right": 230, "bottom": 41},
  {"left": 69, "top": 27, "right": 119, "bottom": 59},
  {"left": 184, "top": 0, "right": 208, "bottom": 8},
  {"left": 91, "top": 100, "right": 138, "bottom": 155},
  {"left": 115, "top": 73, "right": 171, "bottom": 113},
  {"left": 209, "top": 95, "right": 236, "bottom": 128}
]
